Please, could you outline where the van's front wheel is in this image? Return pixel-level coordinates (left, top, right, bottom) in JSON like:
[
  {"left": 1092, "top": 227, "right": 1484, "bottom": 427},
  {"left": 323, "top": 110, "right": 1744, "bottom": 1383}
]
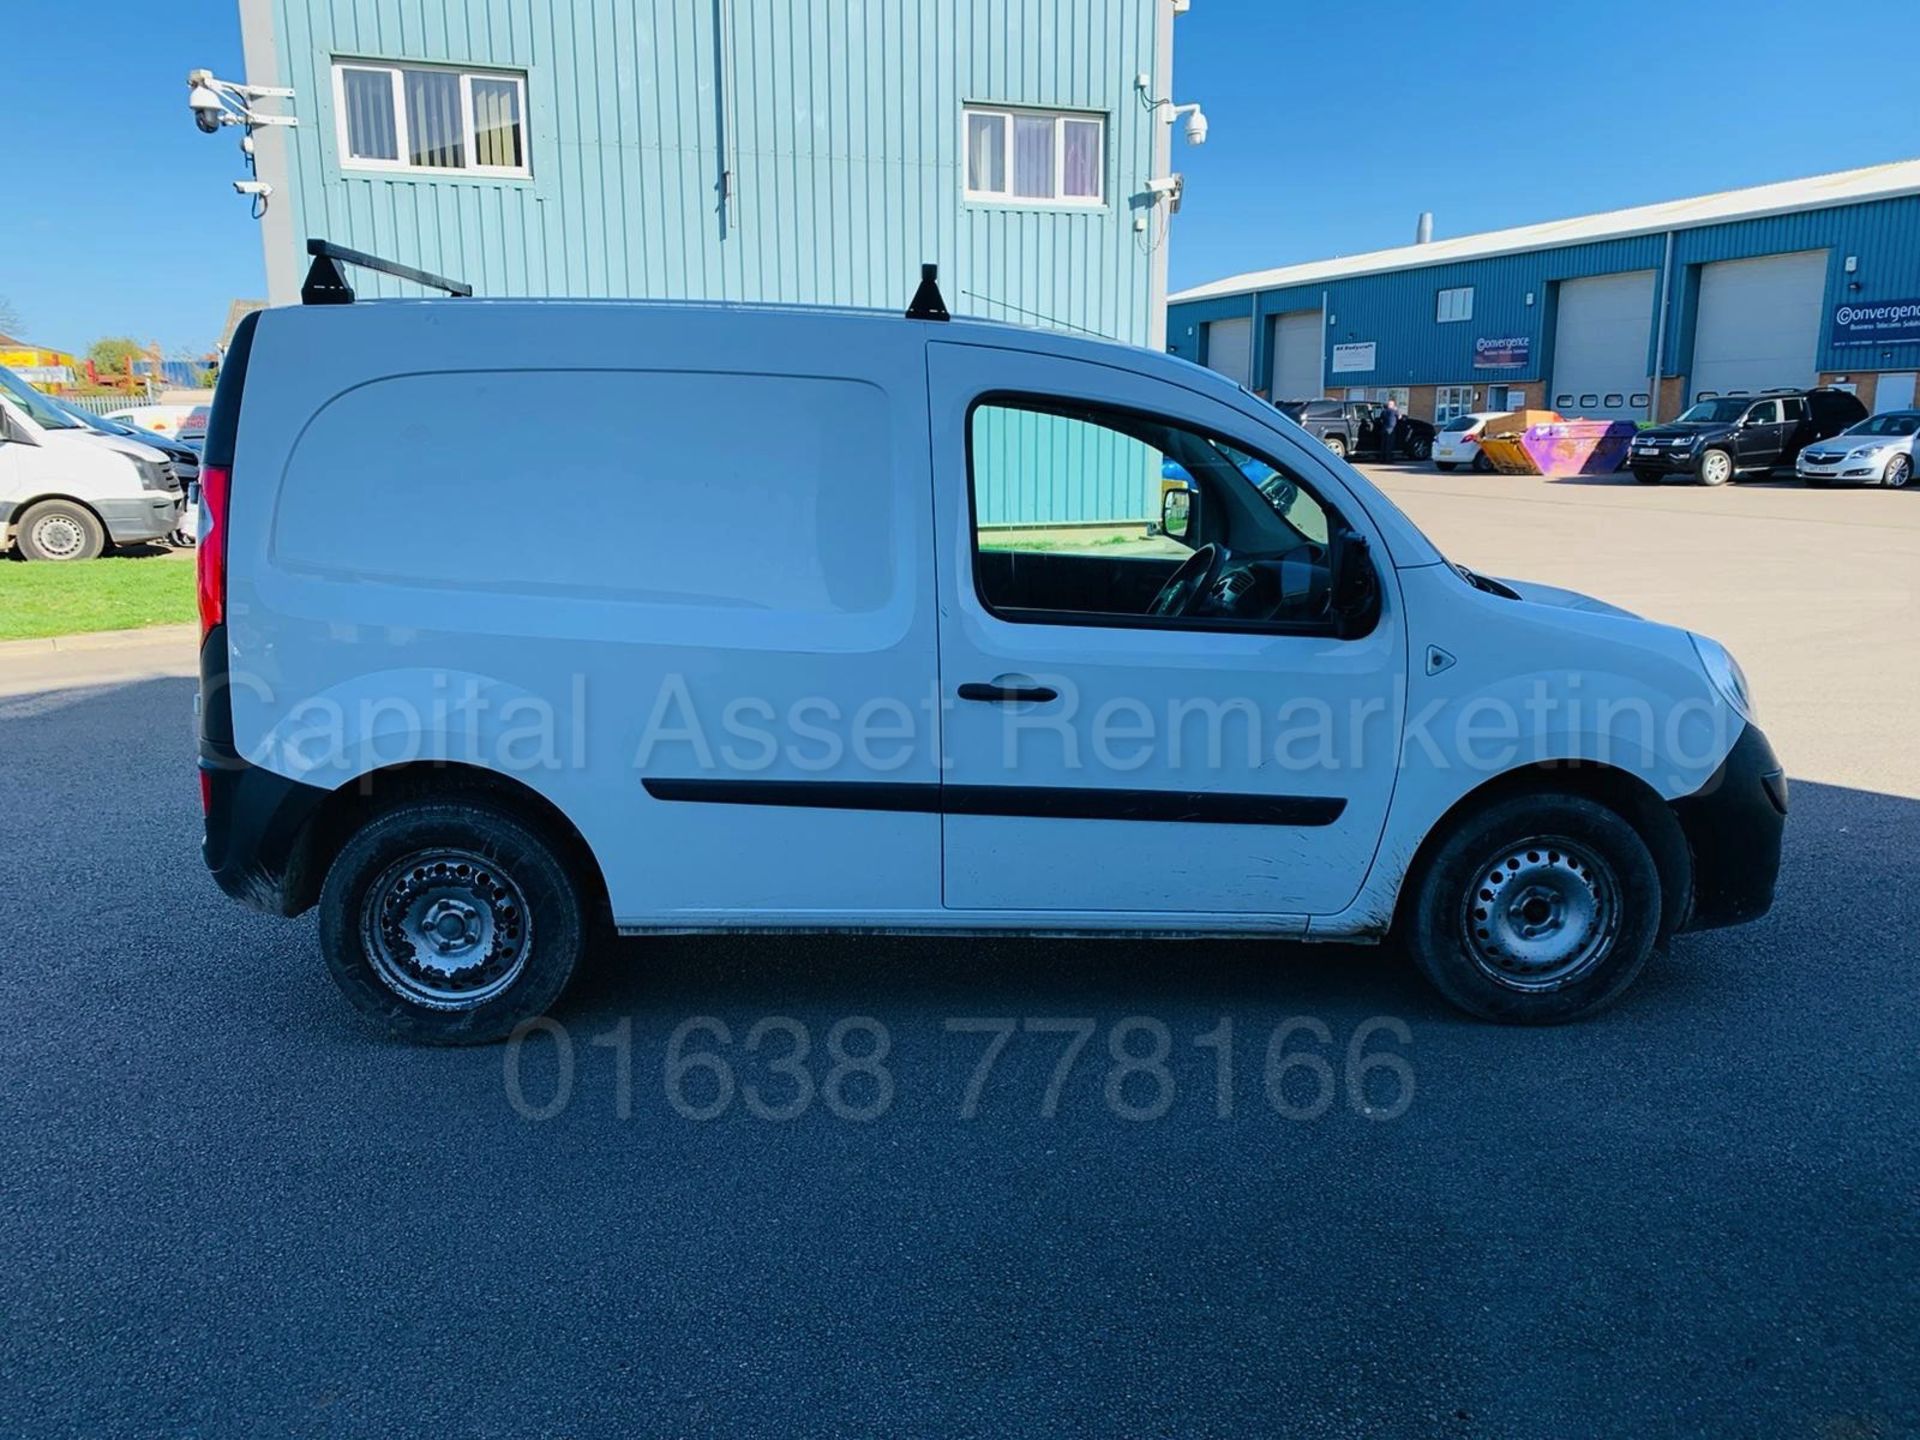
[
  {"left": 318, "top": 799, "right": 586, "bottom": 1044},
  {"left": 1403, "top": 793, "right": 1661, "bottom": 1024},
  {"left": 15, "top": 500, "right": 106, "bottom": 561}
]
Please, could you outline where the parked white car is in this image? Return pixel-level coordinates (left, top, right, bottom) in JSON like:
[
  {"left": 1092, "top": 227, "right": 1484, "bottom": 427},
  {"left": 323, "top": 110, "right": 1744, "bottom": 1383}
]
[
  {"left": 197, "top": 280, "right": 1784, "bottom": 1042},
  {"left": 1432, "top": 412, "right": 1504, "bottom": 472},
  {"left": 0, "top": 368, "right": 184, "bottom": 560},
  {"left": 1795, "top": 410, "right": 1918, "bottom": 488}
]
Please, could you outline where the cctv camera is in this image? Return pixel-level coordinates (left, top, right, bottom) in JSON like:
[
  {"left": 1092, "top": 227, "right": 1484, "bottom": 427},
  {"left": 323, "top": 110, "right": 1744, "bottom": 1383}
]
[
  {"left": 1183, "top": 107, "right": 1209, "bottom": 146},
  {"left": 189, "top": 81, "right": 226, "bottom": 133},
  {"left": 233, "top": 180, "right": 272, "bottom": 197}
]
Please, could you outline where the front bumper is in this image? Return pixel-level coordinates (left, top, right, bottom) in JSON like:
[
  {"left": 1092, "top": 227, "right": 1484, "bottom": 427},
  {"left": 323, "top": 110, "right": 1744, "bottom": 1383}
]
[
  {"left": 97, "top": 494, "right": 185, "bottom": 544},
  {"left": 1797, "top": 452, "right": 1886, "bottom": 482},
  {"left": 1671, "top": 722, "right": 1787, "bottom": 932},
  {"left": 1627, "top": 444, "right": 1702, "bottom": 476}
]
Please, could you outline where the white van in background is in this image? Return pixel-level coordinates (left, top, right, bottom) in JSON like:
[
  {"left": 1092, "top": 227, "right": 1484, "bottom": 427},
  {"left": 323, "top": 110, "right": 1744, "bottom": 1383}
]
[
  {"left": 197, "top": 259, "right": 1785, "bottom": 1043},
  {"left": 101, "top": 403, "right": 196, "bottom": 439},
  {"left": 0, "top": 367, "right": 184, "bottom": 560}
]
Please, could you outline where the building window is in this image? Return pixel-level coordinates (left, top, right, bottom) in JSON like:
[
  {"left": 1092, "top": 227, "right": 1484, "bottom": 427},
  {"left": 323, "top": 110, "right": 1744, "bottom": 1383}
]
[
  {"left": 332, "top": 60, "right": 529, "bottom": 177},
  {"left": 1436, "top": 286, "right": 1474, "bottom": 323},
  {"left": 963, "top": 106, "right": 1104, "bottom": 206},
  {"left": 1434, "top": 385, "right": 1476, "bottom": 423}
]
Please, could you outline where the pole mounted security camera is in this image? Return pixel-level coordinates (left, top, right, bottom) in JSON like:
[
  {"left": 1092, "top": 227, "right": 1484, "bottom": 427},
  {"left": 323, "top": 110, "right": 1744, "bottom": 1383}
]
[
  {"left": 1168, "top": 102, "right": 1209, "bottom": 146},
  {"left": 1135, "top": 76, "right": 1209, "bottom": 147},
  {"left": 187, "top": 68, "right": 296, "bottom": 216},
  {"left": 189, "top": 80, "right": 227, "bottom": 133},
  {"left": 185, "top": 69, "right": 296, "bottom": 131}
]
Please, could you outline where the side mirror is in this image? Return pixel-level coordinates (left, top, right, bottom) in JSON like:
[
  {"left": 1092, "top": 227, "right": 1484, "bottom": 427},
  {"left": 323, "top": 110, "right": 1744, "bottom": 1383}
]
[
  {"left": 1329, "top": 526, "right": 1376, "bottom": 638},
  {"left": 0, "top": 403, "right": 39, "bottom": 447},
  {"left": 1160, "top": 486, "right": 1193, "bottom": 541}
]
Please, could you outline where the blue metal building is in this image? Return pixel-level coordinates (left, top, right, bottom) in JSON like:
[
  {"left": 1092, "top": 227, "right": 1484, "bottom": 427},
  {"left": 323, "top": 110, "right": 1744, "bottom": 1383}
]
[
  {"left": 226, "top": 0, "right": 1197, "bottom": 522},
  {"left": 1169, "top": 162, "right": 1920, "bottom": 424}
]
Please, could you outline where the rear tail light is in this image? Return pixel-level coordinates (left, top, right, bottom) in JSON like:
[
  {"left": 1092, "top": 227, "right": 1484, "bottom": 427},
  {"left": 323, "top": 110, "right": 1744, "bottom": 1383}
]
[
  {"left": 1463, "top": 433, "right": 1479, "bottom": 445},
  {"left": 200, "top": 769, "right": 213, "bottom": 816},
  {"left": 197, "top": 463, "right": 231, "bottom": 633}
]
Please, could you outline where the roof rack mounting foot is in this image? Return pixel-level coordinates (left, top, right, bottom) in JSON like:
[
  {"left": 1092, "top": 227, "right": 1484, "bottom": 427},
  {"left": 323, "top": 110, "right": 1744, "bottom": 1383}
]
[
  {"left": 906, "top": 263, "right": 950, "bottom": 322},
  {"left": 300, "top": 251, "right": 354, "bottom": 306},
  {"left": 299, "top": 238, "right": 474, "bottom": 304}
]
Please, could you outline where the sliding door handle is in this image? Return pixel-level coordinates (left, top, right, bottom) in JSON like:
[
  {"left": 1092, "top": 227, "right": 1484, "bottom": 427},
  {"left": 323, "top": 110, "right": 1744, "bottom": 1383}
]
[{"left": 958, "top": 681, "right": 1059, "bottom": 704}]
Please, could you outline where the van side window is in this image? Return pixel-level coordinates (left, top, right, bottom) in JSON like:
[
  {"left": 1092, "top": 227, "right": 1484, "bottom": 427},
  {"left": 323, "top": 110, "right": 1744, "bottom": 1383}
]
[{"left": 968, "top": 399, "right": 1342, "bottom": 632}]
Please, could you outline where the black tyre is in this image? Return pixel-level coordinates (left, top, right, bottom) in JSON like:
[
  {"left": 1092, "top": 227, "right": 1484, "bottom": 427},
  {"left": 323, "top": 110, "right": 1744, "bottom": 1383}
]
[
  {"left": 318, "top": 798, "right": 587, "bottom": 1044},
  {"left": 1323, "top": 435, "right": 1348, "bottom": 460},
  {"left": 1696, "top": 448, "right": 1734, "bottom": 486},
  {"left": 1401, "top": 792, "right": 1661, "bottom": 1024},
  {"left": 14, "top": 500, "right": 106, "bottom": 561},
  {"left": 1408, "top": 434, "right": 1433, "bottom": 461},
  {"left": 1472, "top": 450, "right": 1494, "bottom": 474},
  {"left": 1632, "top": 469, "right": 1662, "bottom": 485},
  {"left": 1435, "top": 461, "right": 1458, "bottom": 472},
  {"left": 1883, "top": 453, "right": 1911, "bottom": 489}
]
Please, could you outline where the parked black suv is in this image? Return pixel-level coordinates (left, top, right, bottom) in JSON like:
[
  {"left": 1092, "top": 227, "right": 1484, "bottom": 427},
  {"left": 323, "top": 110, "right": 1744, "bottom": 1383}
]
[
  {"left": 1629, "top": 387, "right": 1867, "bottom": 486},
  {"left": 1276, "top": 398, "right": 1436, "bottom": 462}
]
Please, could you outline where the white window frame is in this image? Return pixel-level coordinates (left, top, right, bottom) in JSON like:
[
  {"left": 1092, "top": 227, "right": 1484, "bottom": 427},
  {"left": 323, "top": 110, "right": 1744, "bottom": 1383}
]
[
  {"left": 331, "top": 59, "right": 531, "bottom": 179},
  {"left": 1436, "top": 286, "right": 1474, "bottom": 323},
  {"left": 961, "top": 105, "right": 1105, "bottom": 208},
  {"left": 1434, "top": 385, "right": 1476, "bottom": 423}
]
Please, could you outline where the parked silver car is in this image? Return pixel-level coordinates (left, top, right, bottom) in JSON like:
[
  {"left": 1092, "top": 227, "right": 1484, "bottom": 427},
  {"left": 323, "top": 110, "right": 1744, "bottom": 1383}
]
[{"left": 1795, "top": 410, "right": 1918, "bottom": 488}]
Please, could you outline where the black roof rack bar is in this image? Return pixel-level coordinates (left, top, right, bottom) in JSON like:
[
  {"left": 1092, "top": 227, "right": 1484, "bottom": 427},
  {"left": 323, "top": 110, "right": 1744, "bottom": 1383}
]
[{"left": 300, "top": 238, "right": 473, "bottom": 305}]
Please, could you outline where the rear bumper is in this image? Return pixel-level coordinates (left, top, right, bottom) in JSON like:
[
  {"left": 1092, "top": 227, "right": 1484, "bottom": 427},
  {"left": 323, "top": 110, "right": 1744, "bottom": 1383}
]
[
  {"left": 199, "top": 626, "right": 330, "bottom": 916},
  {"left": 1671, "top": 722, "right": 1787, "bottom": 932}
]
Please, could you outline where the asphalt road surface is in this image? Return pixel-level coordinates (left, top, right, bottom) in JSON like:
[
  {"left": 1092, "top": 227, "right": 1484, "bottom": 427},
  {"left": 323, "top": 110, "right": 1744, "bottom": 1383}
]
[{"left": 3, "top": 470, "right": 1916, "bottom": 1436}]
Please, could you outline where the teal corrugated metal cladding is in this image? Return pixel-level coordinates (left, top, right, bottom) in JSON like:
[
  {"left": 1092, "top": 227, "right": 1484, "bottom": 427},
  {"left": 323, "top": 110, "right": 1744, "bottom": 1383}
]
[
  {"left": 1169, "top": 194, "right": 1920, "bottom": 395},
  {"left": 259, "top": 0, "right": 1171, "bottom": 523},
  {"left": 267, "top": 0, "right": 1164, "bottom": 342}
]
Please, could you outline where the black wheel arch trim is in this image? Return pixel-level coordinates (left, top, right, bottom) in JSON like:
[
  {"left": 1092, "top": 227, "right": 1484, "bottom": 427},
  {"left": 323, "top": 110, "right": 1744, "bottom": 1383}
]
[{"left": 1669, "top": 721, "right": 1785, "bottom": 932}]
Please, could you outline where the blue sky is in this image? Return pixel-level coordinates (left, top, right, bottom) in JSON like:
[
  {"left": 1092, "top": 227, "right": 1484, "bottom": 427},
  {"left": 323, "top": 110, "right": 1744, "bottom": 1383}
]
[{"left": 4, "top": 0, "right": 1916, "bottom": 353}]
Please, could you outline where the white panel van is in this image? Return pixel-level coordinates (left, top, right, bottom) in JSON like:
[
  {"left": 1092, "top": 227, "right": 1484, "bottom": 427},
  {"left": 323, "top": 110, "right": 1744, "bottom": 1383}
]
[
  {"left": 197, "top": 265, "right": 1784, "bottom": 1042},
  {"left": 0, "top": 368, "right": 185, "bottom": 560}
]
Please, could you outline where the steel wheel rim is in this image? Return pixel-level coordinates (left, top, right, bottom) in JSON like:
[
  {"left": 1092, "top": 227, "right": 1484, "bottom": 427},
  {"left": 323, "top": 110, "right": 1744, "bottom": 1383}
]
[
  {"left": 360, "top": 847, "right": 533, "bottom": 1010},
  {"left": 1701, "top": 452, "right": 1731, "bottom": 484},
  {"left": 1461, "top": 836, "right": 1620, "bottom": 991},
  {"left": 32, "top": 515, "right": 85, "bottom": 558}
]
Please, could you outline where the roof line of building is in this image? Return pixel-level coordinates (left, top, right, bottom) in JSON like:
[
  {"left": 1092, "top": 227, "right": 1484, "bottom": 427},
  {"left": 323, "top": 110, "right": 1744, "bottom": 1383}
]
[{"left": 1170, "top": 158, "right": 1920, "bottom": 305}]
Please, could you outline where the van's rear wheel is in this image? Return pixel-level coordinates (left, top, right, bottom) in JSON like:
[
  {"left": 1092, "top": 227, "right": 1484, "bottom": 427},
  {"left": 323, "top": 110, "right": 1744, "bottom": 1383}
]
[
  {"left": 15, "top": 501, "right": 106, "bottom": 561},
  {"left": 318, "top": 799, "right": 586, "bottom": 1044},
  {"left": 1402, "top": 793, "right": 1661, "bottom": 1024}
]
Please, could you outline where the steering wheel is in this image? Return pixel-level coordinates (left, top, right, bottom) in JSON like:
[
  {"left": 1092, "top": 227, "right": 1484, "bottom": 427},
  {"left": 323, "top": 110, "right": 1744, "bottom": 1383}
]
[{"left": 1149, "top": 543, "right": 1229, "bottom": 618}]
